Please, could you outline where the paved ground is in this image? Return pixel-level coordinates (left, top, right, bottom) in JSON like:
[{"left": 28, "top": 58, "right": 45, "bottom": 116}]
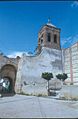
[{"left": 0, "top": 94, "right": 78, "bottom": 118}]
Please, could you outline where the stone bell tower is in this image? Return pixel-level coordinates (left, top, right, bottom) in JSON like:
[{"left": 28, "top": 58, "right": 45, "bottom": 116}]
[{"left": 36, "top": 19, "right": 61, "bottom": 53}]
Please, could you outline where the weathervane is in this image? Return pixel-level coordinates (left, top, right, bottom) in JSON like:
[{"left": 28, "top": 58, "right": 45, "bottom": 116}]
[{"left": 48, "top": 18, "right": 51, "bottom": 24}]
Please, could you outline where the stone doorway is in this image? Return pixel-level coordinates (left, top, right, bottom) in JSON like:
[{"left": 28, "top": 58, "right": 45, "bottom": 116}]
[{"left": 0, "top": 64, "right": 17, "bottom": 96}]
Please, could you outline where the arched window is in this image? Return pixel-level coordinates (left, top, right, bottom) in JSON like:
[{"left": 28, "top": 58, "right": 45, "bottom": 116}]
[
  {"left": 47, "top": 33, "right": 51, "bottom": 42},
  {"left": 54, "top": 34, "right": 57, "bottom": 43},
  {"left": 41, "top": 39, "right": 43, "bottom": 44}
]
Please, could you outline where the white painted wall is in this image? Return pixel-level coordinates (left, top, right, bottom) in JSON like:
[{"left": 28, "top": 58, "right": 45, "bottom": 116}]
[{"left": 15, "top": 47, "right": 63, "bottom": 95}]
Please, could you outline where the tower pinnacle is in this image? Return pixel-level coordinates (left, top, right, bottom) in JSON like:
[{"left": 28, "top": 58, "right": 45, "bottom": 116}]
[{"left": 47, "top": 18, "right": 56, "bottom": 27}]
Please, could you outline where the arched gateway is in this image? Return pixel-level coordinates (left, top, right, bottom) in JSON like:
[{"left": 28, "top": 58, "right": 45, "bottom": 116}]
[{"left": 0, "top": 64, "right": 17, "bottom": 94}]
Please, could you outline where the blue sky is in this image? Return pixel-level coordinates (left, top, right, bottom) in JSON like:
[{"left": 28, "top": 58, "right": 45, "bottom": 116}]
[{"left": 0, "top": 1, "right": 78, "bottom": 57}]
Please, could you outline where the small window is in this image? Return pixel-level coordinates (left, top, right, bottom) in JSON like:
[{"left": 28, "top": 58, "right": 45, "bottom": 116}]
[
  {"left": 54, "top": 34, "right": 57, "bottom": 43},
  {"left": 41, "top": 39, "right": 43, "bottom": 44},
  {"left": 47, "top": 33, "right": 51, "bottom": 42}
]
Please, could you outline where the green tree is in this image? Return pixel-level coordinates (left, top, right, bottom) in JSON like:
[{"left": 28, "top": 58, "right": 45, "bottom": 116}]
[
  {"left": 42, "top": 72, "right": 53, "bottom": 95},
  {"left": 56, "top": 74, "right": 62, "bottom": 80},
  {"left": 56, "top": 73, "right": 68, "bottom": 83},
  {"left": 62, "top": 73, "right": 68, "bottom": 82}
]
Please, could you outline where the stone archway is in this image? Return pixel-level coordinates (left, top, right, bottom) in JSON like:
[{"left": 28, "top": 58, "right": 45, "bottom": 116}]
[{"left": 0, "top": 64, "right": 17, "bottom": 94}]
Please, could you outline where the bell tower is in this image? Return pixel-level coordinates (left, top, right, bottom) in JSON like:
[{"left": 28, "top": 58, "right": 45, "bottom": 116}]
[{"left": 36, "top": 19, "right": 61, "bottom": 53}]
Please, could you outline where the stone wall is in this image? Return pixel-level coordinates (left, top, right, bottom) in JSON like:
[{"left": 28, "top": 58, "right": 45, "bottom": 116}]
[{"left": 0, "top": 54, "right": 19, "bottom": 91}]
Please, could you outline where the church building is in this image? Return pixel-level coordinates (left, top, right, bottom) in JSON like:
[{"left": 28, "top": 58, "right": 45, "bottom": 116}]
[{"left": 15, "top": 20, "right": 63, "bottom": 95}]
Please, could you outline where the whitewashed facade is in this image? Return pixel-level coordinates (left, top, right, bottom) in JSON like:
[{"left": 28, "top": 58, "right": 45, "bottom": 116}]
[{"left": 15, "top": 47, "right": 63, "bottom": 95}]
